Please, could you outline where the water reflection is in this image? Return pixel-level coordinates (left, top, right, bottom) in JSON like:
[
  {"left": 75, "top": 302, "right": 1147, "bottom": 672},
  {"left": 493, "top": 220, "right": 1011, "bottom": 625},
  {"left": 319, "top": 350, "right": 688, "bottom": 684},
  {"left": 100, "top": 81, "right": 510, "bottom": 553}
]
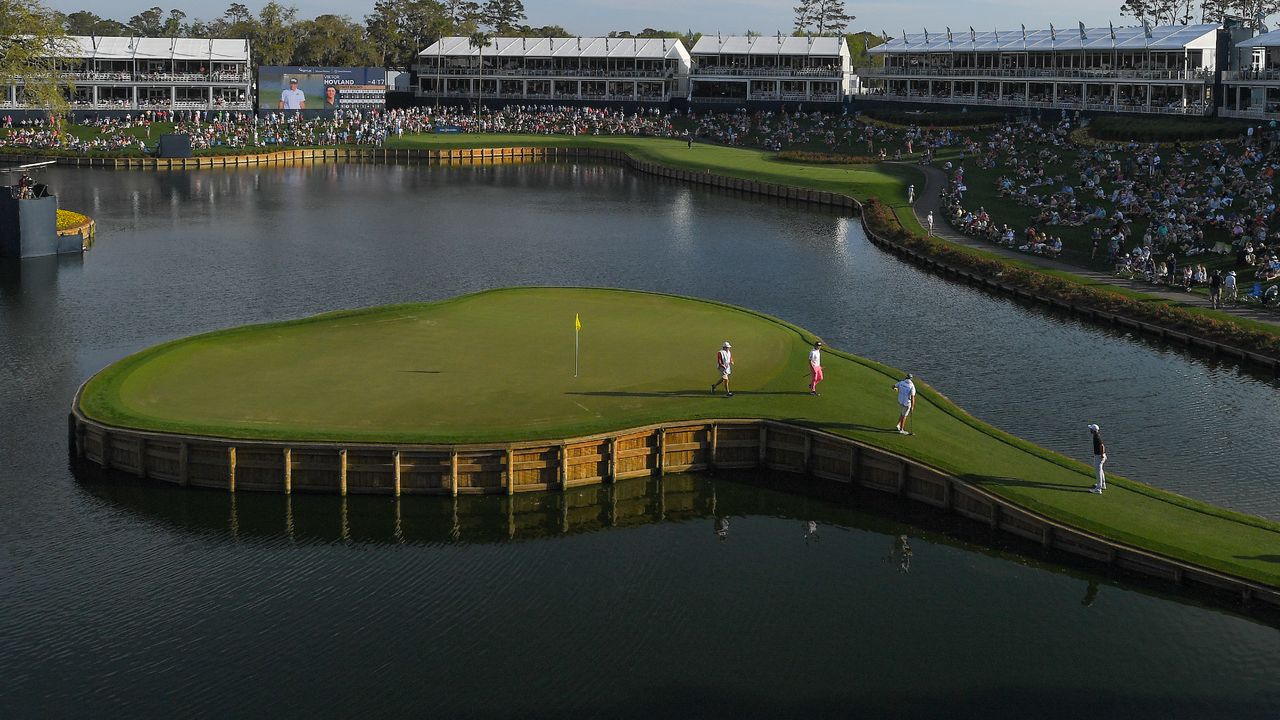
[
  {"left": 5, "top": 162, "right": 1280, "bottom": 716},
  {"left": 76, "top": 469, "right": 1279, "bottom": 629},
  {"left": 25, "top": 162, "right": 1279, "bottom": 518}
]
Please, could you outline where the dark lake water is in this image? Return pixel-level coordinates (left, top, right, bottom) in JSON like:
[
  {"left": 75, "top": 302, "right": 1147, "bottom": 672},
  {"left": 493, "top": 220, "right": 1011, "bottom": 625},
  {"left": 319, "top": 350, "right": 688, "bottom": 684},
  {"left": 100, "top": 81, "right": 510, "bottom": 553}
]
[{"left": 2, "top": 162, "right": 1278, "bottom": 716}]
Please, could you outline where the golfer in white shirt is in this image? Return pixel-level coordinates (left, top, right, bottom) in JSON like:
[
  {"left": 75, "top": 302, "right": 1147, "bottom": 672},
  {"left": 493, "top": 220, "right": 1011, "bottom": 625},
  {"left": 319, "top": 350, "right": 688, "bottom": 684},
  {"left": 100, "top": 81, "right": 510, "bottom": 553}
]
[
  {"left": 893, "top": 374, "right": 916, "bottom": 435},
  {"left": 711, "top": 341, "right": 733, "bottom": 397},
  {"left": 808, "top": 341, "right": 823, "bottom": 396},
  {"left": 926, "top": 212, "right": 935, "bottom": 237},
  {"left": 1088, "top": 424, "right": 1107, "bottom": 494},
  {"left": 279, "top": 78, "right": 305, "bottom": 110}
]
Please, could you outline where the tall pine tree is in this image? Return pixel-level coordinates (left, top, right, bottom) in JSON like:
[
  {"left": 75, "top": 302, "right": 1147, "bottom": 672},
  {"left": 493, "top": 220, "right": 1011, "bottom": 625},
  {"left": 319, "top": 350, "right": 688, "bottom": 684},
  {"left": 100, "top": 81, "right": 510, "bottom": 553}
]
[
  {"left": 793, "top": 0, "right": 817, "bottom": 33},
  {"left": 481, "top": 0, "right": 525, "bottom": 34},
  {"left": 816, "top": 0, "right": 854, "bottom": 35}
]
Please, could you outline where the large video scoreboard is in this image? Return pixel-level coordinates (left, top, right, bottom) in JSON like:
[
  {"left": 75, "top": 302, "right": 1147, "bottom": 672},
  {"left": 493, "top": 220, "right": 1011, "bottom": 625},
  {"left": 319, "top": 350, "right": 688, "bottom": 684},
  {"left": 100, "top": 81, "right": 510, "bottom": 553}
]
[{"left": 259, "top": 67, "right": 387, "bottom": 111}]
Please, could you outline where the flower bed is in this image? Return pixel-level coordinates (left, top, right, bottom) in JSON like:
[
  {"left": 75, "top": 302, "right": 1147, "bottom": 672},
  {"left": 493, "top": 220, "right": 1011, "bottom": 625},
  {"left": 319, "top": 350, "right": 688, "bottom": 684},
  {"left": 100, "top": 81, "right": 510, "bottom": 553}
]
[{"left": 56, "top": 209, "right": 89, "bottom": 231}]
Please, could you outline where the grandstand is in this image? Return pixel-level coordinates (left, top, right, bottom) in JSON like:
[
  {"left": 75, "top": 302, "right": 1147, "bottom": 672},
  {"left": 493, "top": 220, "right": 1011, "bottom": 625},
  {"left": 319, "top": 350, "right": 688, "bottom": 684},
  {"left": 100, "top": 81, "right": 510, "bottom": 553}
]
[
  {"left": 1221, "top": 31, "right": 1280, "bottom": 118},
  {"left": 1, "top": 36, "right": 252, "bottom": 112},
  {"left": 861, "top": 23, "right": 1239, "bottom": 116},
  {"left": 414, "top": 37, "right": 691, "bottom": 104},
  {"left": 689, "top": 35, "right": 852, "bottom": 105}
]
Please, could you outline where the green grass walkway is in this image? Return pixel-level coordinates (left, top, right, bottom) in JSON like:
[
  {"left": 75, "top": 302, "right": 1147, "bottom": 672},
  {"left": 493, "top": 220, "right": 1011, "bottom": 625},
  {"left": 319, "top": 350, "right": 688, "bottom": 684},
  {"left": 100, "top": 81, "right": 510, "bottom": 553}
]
[
  {"left": 79, "top": 288, "right": 1280, "bottom": 587},
  {"left": 389, "top": 133, "right": 919, "bottom": 213}
]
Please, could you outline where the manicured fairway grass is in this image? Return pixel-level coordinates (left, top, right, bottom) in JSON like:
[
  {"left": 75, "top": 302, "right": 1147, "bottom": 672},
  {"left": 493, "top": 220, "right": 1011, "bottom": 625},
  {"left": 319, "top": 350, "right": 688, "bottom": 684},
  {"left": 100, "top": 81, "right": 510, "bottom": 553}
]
[
  {"left": 388, "top": 134, "right": 918, "bottom": 210},
  {"left": 80, "top": 287, "right": 1280, "bottom": 586}
]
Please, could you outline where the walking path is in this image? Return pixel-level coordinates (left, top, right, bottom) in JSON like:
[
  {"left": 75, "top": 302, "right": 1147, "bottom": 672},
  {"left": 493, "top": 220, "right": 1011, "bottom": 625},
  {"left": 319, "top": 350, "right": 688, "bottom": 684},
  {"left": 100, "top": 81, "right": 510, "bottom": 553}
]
[{"left": 905, "top": 163, "right": 1280, "bottom": 329}]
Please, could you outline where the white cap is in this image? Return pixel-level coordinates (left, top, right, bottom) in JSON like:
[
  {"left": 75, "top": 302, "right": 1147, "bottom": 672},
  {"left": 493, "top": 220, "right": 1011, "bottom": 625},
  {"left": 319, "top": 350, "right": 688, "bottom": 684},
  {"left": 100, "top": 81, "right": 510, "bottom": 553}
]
[
  {"left": 722, "top": 341, "right": 731, "bottom": 348},
  {"left": 1087, "top": 424, "right": 1100, "bottom": 432}
]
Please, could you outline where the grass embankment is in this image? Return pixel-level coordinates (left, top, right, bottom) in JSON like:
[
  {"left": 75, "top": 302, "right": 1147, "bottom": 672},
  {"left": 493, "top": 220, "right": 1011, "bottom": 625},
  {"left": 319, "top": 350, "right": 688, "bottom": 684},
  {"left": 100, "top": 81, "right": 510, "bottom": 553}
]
[
  {"left": 399, "top": 133, "right": 1280, "bottom": 351},
  {"left": 78, "top": 287, "right": 1280, "bottom": 586},
  {"left": 14, "top": 125, "right": 1276, "bottom": 347},
  {"left": 388, "top": 132, "right": 917, "bottom": 211}
]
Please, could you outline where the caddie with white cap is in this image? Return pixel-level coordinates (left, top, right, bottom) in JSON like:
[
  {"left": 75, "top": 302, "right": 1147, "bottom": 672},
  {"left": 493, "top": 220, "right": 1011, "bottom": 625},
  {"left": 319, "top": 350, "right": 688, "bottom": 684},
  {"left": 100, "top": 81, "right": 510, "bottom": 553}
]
[{"left": 711, "top": 341, "right": 734, "bottom": 397}]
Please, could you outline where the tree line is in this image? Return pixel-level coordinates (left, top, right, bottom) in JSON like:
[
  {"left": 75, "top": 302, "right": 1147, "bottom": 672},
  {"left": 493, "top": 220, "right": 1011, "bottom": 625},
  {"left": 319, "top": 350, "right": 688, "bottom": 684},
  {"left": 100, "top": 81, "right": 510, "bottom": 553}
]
[
  {"left": 51, "top": 1, "right": 709, "bottom": 68},
  {"left": 1121, "top": 0, "right": 1278, "bottom": 26}
]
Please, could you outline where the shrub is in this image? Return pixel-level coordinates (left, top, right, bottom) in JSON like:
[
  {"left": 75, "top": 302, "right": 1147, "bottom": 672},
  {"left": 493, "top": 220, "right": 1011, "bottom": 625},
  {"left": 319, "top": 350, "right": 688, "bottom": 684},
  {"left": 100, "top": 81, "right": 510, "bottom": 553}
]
[
  {"left": 1088, "top": 116, "right": 1255, "bottom": 143},
  {"left": 862, "top": 107, "right": 1008, "bottom": 127},
  {"left": 775, "top": 150, "right": 876, "bottom": 164}
]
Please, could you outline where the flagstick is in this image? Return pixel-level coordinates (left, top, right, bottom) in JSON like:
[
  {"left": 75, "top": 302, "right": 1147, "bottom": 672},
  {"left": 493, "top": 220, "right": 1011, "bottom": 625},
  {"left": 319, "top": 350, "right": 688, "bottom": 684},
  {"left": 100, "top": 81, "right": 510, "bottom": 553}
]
[{"left": 574, "top": 326, "right": 579, "bottom": 378}]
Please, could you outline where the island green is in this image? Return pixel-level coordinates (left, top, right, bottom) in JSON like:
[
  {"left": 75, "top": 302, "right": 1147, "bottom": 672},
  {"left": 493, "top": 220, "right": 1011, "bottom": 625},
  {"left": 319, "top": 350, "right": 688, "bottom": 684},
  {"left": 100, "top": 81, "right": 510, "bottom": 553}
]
[{"left": 78, "top": 287, "right": 1280, "bottom": 587}]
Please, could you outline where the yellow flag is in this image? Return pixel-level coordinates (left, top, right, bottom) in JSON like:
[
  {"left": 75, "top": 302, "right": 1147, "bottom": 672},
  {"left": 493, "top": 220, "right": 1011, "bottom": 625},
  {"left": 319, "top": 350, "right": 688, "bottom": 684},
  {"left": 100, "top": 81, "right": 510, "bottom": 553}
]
[{"left": 575, "top": 313, "right": 581, "bottom": 332}]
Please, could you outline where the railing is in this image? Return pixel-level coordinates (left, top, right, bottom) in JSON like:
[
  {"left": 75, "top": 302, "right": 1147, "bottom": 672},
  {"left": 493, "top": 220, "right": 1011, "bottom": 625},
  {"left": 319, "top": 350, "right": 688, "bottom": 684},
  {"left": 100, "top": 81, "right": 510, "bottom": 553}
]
[
  {"left": 866, "top": 91, "right": 1211, "bottom": 115},
  {"left": 416, "top": 67, "right": 673, "bottom": 79},
  {"left": 1222, "top": 69, "right": 1280, "bottom": 82},
  {"left": 691, "top": 66, "right": 843, "bottom": 78},
  {"left": 1218, "top": 106, "right": 1279, "bottom": 119},
  {"left": 423, "top": 88, "right": 672, "bottom": 101},
  {"left": 857, "top": 66, "right": 1213, "bottom": 81},
  {"left": 55, "top": 71, "right": 251, "bottom": 83}
]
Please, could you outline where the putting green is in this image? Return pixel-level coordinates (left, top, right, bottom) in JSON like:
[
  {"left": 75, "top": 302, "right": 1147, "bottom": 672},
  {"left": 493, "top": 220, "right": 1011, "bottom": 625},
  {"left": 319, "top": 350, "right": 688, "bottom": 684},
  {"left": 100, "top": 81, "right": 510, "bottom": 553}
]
[{"left": 79, "top": 287, "right": 1280, "bottom": 586}]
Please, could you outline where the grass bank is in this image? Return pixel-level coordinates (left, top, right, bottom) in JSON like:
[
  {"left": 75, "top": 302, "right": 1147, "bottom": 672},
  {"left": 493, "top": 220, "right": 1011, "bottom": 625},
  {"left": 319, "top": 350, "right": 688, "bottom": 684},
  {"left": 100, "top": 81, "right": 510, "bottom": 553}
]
[{"left": 78, "top": 287, "right": 1280, "bottom": 586}]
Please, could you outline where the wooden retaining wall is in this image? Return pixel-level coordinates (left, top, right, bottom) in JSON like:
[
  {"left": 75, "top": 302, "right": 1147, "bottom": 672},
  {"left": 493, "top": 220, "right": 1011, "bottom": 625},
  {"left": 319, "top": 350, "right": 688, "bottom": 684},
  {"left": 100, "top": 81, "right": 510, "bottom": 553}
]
[{"left": 69, "top": 407, "right": 1280, "bottom": 609}]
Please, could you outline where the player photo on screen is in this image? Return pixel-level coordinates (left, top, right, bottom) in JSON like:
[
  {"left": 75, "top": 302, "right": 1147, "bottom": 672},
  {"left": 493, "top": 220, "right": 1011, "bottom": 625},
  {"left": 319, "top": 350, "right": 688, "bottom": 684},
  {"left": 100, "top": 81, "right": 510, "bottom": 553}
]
[{"left": 258, "top": 67, "right": 386, "bottom": 111}]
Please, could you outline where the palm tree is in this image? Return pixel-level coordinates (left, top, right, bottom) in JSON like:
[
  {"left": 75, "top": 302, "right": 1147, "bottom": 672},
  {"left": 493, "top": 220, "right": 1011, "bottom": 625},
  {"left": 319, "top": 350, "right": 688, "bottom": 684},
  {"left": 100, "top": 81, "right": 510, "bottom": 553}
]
[{"left": 468, "top": 31, "right": 491, "bottom": 115}]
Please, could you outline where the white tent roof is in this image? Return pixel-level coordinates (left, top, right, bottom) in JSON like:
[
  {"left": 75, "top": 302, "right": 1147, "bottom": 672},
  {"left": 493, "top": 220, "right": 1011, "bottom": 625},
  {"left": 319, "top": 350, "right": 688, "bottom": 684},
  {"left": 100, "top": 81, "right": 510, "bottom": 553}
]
[
  {"left": 692, "top": 35, "right": 848, "bottom": 57},
  {"left": 419, "top": 36, "right": 689, "bottom": 61},
  {"left": 1238, "top": 31, "right": 1280, "bottom": 48},
  {"left": 869, "top": 23, "right": 1219, "bottom": 54},
  {"left": 51, "top": 35, "right": 250, "bottom": 61}
]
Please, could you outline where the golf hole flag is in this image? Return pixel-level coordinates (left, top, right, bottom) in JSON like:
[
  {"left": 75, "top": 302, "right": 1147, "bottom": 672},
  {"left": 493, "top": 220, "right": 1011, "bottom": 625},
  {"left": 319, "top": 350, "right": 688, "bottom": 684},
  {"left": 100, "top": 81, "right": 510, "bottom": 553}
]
[{"left": 574, "top": 313, "right": 581, "bottom": 377}]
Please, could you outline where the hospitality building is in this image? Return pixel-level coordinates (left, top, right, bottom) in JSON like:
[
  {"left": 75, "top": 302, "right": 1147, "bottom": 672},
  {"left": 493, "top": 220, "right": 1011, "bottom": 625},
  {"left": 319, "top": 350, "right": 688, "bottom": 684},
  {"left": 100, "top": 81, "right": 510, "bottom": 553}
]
[
  {"left": 1221, "top": 31, "right": 1280, "bottom": 118},
  {"left": 860, "top": 23, "right": 1232, "bottom": 116},
  {"left": 688, "top": 35, "right": 852, "bottom": 104},
  {"left": 414, "top": 36, "right": 691, "bottom": 104},
  {"left": 1, "top": 36, "right": 252, "bottom": 112}
]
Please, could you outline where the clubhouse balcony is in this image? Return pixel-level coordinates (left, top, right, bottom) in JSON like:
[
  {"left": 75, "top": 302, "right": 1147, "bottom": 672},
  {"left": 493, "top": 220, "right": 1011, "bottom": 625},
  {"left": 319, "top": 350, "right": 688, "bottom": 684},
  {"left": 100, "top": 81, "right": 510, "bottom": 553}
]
[
  {"left": 416, "top": 36, "right": 691, "bottom": 103},
  {"left": 865, "top": 80, "right": 1212, "bottom": 116},
  {"left": 862, "top": 23, "right": 1224, "bottom": 106},
  {"left": 1221, "top": 32, "right": 1280, "bottom": 119},
  {"left": 689, "top": 35, "right": 852, "bottom": 103},
  {"left": 3, "top": 35, "right": 252, "bottom": 111}
]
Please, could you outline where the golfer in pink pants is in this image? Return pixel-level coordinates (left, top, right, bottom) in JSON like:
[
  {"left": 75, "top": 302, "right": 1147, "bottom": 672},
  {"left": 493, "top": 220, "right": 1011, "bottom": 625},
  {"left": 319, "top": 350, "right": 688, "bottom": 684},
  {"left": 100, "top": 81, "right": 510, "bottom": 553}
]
[{"left": 808, "top": 341, "right": 823, "bottom": 396}]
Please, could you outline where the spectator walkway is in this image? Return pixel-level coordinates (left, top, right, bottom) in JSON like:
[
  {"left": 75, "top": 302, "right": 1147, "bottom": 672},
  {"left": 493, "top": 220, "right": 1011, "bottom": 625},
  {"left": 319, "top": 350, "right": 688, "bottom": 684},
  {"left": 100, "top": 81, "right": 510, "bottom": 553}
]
[{"left": 904, "top": 163, "right": 1280, "bottom": 329}]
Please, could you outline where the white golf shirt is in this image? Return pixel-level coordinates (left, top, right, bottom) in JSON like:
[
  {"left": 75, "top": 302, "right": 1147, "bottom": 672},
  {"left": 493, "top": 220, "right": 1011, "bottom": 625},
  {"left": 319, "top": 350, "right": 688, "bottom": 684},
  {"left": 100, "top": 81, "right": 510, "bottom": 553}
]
[
  {"left": 281, "top": 87, "right": 305, "bottom": 109},
  {"left": 808, "top": 348, "right": 821, "bottom": 367},
  {"left": 894, "top": 379, "right": 916, "bottom": 406}
]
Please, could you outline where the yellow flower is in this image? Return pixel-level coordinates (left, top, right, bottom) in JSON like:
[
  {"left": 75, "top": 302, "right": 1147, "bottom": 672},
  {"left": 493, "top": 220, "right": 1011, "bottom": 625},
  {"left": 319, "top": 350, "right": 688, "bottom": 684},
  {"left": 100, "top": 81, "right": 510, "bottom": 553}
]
[{"left": 56, "top": 209, "right": 88, "bottom": 231}]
